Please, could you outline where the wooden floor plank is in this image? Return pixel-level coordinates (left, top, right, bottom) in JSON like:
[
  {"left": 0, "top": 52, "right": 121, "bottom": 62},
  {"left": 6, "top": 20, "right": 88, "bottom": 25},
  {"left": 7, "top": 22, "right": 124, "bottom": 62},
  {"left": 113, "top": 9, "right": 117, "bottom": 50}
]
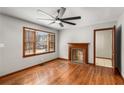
[{"left": 0, "top": 59, "right": 124, "bottom": 85}]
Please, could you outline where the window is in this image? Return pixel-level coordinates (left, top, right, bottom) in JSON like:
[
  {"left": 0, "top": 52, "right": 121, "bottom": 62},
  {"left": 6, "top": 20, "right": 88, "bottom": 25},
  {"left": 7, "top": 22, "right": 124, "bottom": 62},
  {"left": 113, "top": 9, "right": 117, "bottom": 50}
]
[{"left": 23, "top": 27, "right": 55, "bottom": 57}]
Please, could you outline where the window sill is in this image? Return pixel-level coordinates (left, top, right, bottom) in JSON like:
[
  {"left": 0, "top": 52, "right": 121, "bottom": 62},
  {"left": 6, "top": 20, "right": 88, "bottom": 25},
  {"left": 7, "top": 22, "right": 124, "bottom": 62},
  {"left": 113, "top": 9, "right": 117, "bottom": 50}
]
[{"left": 23, "top": 51, "right": 55, "bottom": 58}]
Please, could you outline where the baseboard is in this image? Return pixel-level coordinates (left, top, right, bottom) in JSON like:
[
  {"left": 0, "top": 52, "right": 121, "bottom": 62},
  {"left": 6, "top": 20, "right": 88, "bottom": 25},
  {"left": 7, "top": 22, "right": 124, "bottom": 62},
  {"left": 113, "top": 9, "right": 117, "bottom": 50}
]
[
  {"left": 0, "top": 58, "right": 58, "bottom": 79},
  {"left": 57, "top": 57, "right": 69, "bottom": 61},
  {"left": 115, "top": 67, "right": 124, "bottom": 80},
  {"left": 96, "top": 57, "right": 112, "bottom": 60}
]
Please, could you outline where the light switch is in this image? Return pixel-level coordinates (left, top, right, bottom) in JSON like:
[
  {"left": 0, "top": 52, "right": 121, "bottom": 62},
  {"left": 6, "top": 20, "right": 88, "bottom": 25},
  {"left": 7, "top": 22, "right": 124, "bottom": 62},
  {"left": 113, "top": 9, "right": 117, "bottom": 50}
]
[{"left": 0, "top": 43, "right": 5, "bottom": 48}]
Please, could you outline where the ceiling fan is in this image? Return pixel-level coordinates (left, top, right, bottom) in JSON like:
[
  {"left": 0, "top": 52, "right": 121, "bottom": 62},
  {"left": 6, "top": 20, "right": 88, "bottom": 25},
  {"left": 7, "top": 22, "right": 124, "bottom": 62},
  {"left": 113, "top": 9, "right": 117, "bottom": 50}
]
[{"left": 37, "top": 7, "right": 81, "bottom": 27}]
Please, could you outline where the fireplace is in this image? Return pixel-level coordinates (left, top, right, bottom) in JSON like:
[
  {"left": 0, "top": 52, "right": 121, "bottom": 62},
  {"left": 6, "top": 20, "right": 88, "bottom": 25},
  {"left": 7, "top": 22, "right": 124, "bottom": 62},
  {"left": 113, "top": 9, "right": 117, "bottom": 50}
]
[{"left": 68, "top": 43, "right": 89, "bottom": 64}]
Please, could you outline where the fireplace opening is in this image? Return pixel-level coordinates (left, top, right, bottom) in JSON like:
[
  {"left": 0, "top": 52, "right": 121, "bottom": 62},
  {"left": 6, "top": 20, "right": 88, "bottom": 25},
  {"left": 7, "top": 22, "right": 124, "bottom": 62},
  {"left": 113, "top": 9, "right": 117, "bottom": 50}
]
[{"left": 71, "top": 48, "right": 83, "bottom": 63}]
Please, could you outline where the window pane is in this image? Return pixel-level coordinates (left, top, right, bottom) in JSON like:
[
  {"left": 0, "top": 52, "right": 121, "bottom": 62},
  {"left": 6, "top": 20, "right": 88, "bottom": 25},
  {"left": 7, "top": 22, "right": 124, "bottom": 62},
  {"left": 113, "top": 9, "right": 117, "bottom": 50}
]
[
  {"left": 25, "top": 42, "right": 34, "bottom": 55},
  {"left": 24, "top": 31, "right": 34, "bottom": 55},
  {"left": 35, "top": 31, "right": 49, "bottom": 54},
  {"left": 49, "top": 34, "right": 55, "bottom": 52}
]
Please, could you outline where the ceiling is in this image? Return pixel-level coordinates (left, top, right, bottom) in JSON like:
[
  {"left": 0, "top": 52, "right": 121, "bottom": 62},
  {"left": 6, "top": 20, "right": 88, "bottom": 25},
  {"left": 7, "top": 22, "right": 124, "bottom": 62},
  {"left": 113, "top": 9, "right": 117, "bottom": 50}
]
[{"left": 0, "top": 7, "right": 124, "bottom": 30}]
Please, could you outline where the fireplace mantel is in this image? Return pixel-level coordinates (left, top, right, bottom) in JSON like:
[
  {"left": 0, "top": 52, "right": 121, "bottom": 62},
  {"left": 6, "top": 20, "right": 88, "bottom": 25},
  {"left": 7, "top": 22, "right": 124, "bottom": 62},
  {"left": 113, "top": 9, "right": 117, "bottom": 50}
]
[{"left": 68, "top": 43, "right": 89, "bottom": 64}]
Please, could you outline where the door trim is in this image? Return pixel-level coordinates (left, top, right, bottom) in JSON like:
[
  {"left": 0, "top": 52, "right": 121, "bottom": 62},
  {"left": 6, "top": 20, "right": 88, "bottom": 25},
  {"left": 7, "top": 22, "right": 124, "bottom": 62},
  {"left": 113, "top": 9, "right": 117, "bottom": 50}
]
[{"left": 93, "top": 26, "right": 116, "bottom": 71}]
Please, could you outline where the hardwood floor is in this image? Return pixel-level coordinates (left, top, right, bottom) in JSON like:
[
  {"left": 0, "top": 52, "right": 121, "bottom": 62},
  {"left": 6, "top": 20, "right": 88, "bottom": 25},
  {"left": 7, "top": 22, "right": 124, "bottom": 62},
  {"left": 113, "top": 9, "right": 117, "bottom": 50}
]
[{"left": 0, "top": 59, "right": 124, "bottom": 85}]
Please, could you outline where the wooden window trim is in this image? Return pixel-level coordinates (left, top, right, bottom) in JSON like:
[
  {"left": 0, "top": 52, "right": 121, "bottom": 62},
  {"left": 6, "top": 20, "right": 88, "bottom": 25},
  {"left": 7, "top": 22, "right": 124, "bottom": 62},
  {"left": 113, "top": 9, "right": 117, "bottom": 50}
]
[{"left": 23, "top": 27, "right": 55, "bottom": 58}]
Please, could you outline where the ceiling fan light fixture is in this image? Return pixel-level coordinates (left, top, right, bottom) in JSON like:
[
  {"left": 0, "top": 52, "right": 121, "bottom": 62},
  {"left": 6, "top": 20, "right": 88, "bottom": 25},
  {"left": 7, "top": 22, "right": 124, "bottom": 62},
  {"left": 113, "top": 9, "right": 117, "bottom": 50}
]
[
  {"left": 37, "top": 7, "right": 81, "bottom": 27},
  {"left": 55, "top": 20, "right": 61, "bottom": 23}
]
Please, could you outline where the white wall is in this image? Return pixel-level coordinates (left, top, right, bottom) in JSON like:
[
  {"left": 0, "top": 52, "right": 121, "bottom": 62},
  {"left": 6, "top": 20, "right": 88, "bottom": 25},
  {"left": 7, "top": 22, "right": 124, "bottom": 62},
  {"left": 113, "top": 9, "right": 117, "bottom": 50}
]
[
  {"left": 59, "top": 21, "right": 116, "bottom": 63},
  {"left": 0, "top": 14, "right": 3, "bottom": 71},
  {"left": 96, "top": 30, "right": 112, "bottom": 58},
  {"left": 0, "top": 14, "right": 59, "bottom": 76},
  {"left": 117, "top": 12, "right": 124, "bottom": 78}
]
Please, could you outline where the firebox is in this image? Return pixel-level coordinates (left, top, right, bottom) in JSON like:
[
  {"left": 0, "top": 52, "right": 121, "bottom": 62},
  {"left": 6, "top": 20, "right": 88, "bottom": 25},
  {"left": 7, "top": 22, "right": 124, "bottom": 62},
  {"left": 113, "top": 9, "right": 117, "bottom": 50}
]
[
  {"left": 71, "top": 48, "right": 83, "bottom": 63},
  {"left": 68, "top": 43, "right": 89, "bottom": 64}
]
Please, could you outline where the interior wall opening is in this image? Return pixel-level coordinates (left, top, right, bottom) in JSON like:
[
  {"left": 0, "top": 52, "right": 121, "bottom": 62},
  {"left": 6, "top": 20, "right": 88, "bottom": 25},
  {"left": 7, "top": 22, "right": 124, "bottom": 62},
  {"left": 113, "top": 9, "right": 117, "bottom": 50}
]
[{"left": 94, "top": 26, "right": 115, "bottom": 69}]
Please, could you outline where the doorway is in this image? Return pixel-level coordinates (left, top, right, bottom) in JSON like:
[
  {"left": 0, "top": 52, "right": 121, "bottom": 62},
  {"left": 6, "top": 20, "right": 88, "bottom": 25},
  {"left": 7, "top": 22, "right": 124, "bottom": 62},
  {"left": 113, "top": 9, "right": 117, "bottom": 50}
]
[{"left": 94, "top": 26, "right": 116, "bottom": 70}]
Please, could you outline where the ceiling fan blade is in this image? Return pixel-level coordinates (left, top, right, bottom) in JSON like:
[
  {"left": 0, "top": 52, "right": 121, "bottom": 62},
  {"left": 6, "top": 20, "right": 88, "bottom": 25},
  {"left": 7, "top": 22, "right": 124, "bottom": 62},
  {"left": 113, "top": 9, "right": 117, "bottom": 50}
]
[
  {"left": 59, "top": 23, "right": 64, "bottom": 27},
  {"left": 61, "top": 20, "right": 76, "bottom": 25},
  {"left": 61, "top": 16, "right": 81, "bottom": 20},
  {"left": 48, "top": 21, "right": 55, "bottom": 25},
  {"left": 58, "top": 7, "right": 66, "bottom": 18},
  {"left": 37, "top": 9, "right": 55, "bottom": 18},
  {"left": 37, "top": 18, "right": 55, "bottom": 21}
]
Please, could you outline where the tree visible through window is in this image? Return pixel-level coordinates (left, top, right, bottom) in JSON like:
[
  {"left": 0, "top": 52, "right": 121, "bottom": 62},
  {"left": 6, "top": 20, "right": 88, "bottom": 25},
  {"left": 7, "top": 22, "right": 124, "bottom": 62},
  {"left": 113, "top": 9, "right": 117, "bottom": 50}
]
[{"left": 23, "top": 27, "right": 55, "bottom": 57}]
